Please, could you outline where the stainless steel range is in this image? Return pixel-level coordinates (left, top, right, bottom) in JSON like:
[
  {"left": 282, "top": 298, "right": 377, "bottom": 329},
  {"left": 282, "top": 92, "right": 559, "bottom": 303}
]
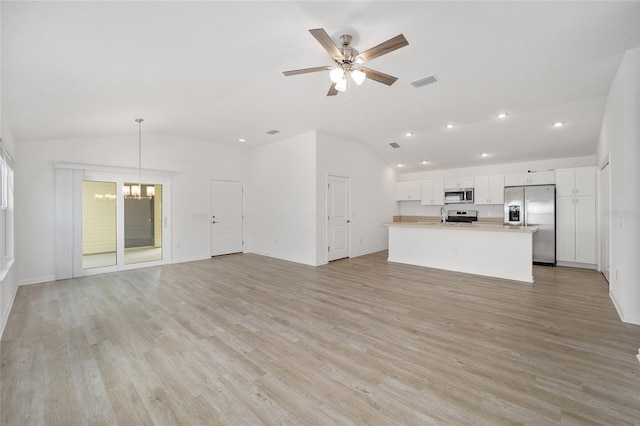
[{"left": 446, "top": 210, "right": 478, "bottom": 223}]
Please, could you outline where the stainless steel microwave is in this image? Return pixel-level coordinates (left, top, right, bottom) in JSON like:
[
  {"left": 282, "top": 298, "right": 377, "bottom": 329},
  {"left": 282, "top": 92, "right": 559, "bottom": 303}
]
[{"left": 444, "top": 188, "right": 474, "bottom": 204}]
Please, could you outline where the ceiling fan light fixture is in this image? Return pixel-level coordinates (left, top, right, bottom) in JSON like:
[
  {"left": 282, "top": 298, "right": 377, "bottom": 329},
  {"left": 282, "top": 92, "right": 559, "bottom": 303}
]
[
  {"left": 335, "top": 78, "right": 347, "bottom": 92},
  {"left": 329, "top": 67, "right": 344, "bottom": 83},
  {"left": 351, "top": 69, "right": 366, "bottom": 86}
]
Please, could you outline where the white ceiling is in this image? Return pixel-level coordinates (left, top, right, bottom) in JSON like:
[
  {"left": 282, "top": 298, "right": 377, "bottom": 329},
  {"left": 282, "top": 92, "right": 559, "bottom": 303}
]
[{"left": 2, "top": 1, "right": 639, "bottom": 173}]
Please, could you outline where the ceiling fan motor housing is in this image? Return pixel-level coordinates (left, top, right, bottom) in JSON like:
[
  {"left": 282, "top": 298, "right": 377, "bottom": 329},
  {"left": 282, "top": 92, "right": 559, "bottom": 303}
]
[{"left": 337, "top": 35, "right": 359, "bottom": 71}]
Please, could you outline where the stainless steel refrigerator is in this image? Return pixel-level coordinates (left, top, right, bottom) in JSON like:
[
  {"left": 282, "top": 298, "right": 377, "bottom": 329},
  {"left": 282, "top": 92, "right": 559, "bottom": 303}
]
[{"left": 504, "top": 185, "right": 556, "bottom": 265}]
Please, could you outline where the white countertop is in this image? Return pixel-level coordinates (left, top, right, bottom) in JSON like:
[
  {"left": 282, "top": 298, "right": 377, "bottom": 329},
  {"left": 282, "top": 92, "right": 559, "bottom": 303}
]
[{"left": 383, "top": 221, "right": 539, "bottom": 233}]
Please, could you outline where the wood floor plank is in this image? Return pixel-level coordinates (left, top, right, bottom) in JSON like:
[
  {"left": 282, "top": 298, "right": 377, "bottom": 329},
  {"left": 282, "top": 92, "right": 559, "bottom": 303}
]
[{"left": 2, "top": 251, "right": 640, "bottom": 425}]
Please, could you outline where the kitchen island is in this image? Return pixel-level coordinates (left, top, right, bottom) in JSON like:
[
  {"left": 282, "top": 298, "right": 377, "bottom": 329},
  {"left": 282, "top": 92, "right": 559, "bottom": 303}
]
[{"left": 383, "top": 221, "right": 539, "bottom": 283}]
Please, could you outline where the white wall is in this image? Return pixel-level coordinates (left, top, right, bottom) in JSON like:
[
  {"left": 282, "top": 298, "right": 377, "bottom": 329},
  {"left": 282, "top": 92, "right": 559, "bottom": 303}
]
[
  {"left": 0, "top": 113, "right": 17, "bottom": 338},
  {"left": 15, "top": 134, "right": 248, "bottom": 285},
  {"left": 315, "top": 131, "right": 397, "bottom": 265},
  {"left": 397, "top": 155, "right": 595, "bottom": 219},
  {"left": 596, "top": 47, "right": 640, "bottom": 325},
  {"left": 245, "top": 131, "right": 317, "bottom": 266}
]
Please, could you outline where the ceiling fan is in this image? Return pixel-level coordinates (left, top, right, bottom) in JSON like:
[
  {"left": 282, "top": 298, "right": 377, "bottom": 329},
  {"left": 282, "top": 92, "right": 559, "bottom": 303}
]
[{"left": 283, "top": 28, "right": 409, "bottom": 96}]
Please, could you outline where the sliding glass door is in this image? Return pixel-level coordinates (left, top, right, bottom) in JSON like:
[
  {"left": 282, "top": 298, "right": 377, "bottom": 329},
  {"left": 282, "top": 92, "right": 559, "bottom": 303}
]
[
  {"left": 82, "top": 173, "right": 169, "bottom": 275},
  {"left": 82, "top": 181, "right": 117, "bottom": 269},
  {"left": 123, "top": 183, "right": 162, "bottom": 265}
]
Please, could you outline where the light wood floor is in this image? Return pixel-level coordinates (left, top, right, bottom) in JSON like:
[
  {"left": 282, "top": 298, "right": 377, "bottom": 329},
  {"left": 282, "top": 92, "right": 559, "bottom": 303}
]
[{"left": 2, "top": 251, "right": 640, "bottom": 425}]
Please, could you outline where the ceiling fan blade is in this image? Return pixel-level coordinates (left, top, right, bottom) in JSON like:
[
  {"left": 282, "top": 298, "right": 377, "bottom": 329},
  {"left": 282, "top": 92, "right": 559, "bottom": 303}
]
[
  {"left": 359, "top": 67, "right": 398, "bottom": 86},
  {"left": 283, "top": 66, "right": 332, "bottom": 76},
  {"left": 309, "top": 28, "right": 344, "bottom": 61},
  {"left": 327, "top": 82, "right": 339, "bottom": 96},
  {"left": 358, "top": 34, "right": 409, "bottom": 63}
]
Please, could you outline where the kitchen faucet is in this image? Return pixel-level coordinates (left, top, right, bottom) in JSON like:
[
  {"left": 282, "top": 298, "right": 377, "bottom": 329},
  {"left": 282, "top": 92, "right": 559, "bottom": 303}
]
[{"left": 440, "top": 206, "right": 447, "bottom": 223}]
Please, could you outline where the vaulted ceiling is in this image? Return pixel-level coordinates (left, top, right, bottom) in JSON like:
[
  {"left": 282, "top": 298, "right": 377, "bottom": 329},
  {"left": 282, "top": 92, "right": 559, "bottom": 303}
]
[{"left": 2, "top": 1, "right": 639, "bottom": 172}]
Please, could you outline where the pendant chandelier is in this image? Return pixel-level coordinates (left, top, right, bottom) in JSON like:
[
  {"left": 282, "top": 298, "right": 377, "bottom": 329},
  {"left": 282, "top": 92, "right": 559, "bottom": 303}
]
[{"left": 123, "top": 118, "right": 155, "bottom": 199}]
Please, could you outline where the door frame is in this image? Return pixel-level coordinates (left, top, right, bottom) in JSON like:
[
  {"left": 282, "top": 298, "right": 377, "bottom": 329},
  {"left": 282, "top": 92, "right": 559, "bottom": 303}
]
[
  {"left": 82, "top": 170, "right": 172, "bottom": 276},
  {"left": 599, "top": 158, "right": 610, "bottom": 282},
  {"left": 209, "top": 179, "right": 245, "bottom": 257},
  {"left": 326, "top": 174, "right": 351, "bottom": 262},
  {"left": 54, "top": 163, "right": 173, "bottom": 279}
]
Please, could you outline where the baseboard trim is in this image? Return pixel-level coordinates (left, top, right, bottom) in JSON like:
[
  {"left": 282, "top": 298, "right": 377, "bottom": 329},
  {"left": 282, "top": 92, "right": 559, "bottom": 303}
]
[
  {"left": 609, "top": 292, "right": 640, "bottom": 325},
  {"left": 18, "top": 275, "right": 57, "bottom": 286},
  {"left": 0, "top": 277, "right": 18, "bottom": 340},
  {"left": 556, "top": 261, "right": 597, "bottom": 270},
  {"left": 350, "top": 246, "right": 388, "bottom": 258},
  {"left": 171, "top": 255, "right": 212, "bottom": 265},
  {"left": 244, "top": 251, "right": 317, "bottom": 267}
]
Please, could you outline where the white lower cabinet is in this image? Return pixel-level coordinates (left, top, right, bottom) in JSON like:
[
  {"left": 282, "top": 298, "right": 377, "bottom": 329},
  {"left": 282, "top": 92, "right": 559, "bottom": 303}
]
[
  {"left": 556, "top": 195, "right": 596, "bottom": 264},
  {"left": 420, "top": 179, "right": 444, "bottom": 205}
]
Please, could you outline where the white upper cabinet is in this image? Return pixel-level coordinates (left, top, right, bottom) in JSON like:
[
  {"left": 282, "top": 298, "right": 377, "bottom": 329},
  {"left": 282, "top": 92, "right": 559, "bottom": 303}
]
[
  {"left": 504, "top": 171, "right": 555, "bottom": 187},
  {"left": 396, "top": 181, "right": 421, "bottom": 201},
  {"left": 474, "top": 175, "right": 505, "bottom": 205},
  {"left": 556, "top": 167, "right": 595, "bottom": 197},
  {"left": 444, "top": 177, "right": 474, "bottom": 189},
  {"left": 420, "top": 180, "right": 445, "bottom": 205}
]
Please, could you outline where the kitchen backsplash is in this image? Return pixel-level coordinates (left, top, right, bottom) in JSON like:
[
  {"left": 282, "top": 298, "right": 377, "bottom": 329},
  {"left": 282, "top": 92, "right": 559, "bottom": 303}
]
[{"left": 397, "top": 200, "right": 504, "bottom": 219}]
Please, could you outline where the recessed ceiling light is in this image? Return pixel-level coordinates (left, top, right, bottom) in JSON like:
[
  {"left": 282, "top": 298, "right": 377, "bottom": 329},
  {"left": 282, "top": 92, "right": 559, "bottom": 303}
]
[
  {"left": 421, "top": 160, "right": 429, "bottom": 165},
  {"left": 481, "top": 153, "right": 489, "bottom": 157},
  {"left": 552, "top": 121, "right": 565, "bottom": 128},
  {"left": 497, "top": 112, "right": 508, "bottom": 119},
  {"left": 445, "top": 123, "right": 455, "bottom": 129},
  {"left": 397, "top": 163, "right": 404, "bottom": 168},
  {"left": 404, "top": 132, "right": 413, "bottom": 137},
  {"left": 238, "top": 138, "right": 246, "bottom": 142}
]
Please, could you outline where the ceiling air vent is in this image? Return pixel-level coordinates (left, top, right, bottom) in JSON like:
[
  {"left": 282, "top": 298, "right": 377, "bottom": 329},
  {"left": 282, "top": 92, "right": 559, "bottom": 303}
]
[
  {"left": 410, "top": 75, "right": 438, "bottom": 88},
  {"left": 389, "top": 142, "right": 400, "bottom": 149},
  {"left": 266, "top": 129, "right": 280, "bottom": 135}
]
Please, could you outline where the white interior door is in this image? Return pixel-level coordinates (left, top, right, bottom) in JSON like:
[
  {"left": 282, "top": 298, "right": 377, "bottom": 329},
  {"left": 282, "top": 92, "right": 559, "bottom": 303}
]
[
  {"left": 210, "top": 180, "right": 243, "bottom": 256},
  {"left": 327, "top": 175, "right": 350, "bottom": 261},
  {"left": 600, "top": 163, "right": 610, "bottom": 282}
]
